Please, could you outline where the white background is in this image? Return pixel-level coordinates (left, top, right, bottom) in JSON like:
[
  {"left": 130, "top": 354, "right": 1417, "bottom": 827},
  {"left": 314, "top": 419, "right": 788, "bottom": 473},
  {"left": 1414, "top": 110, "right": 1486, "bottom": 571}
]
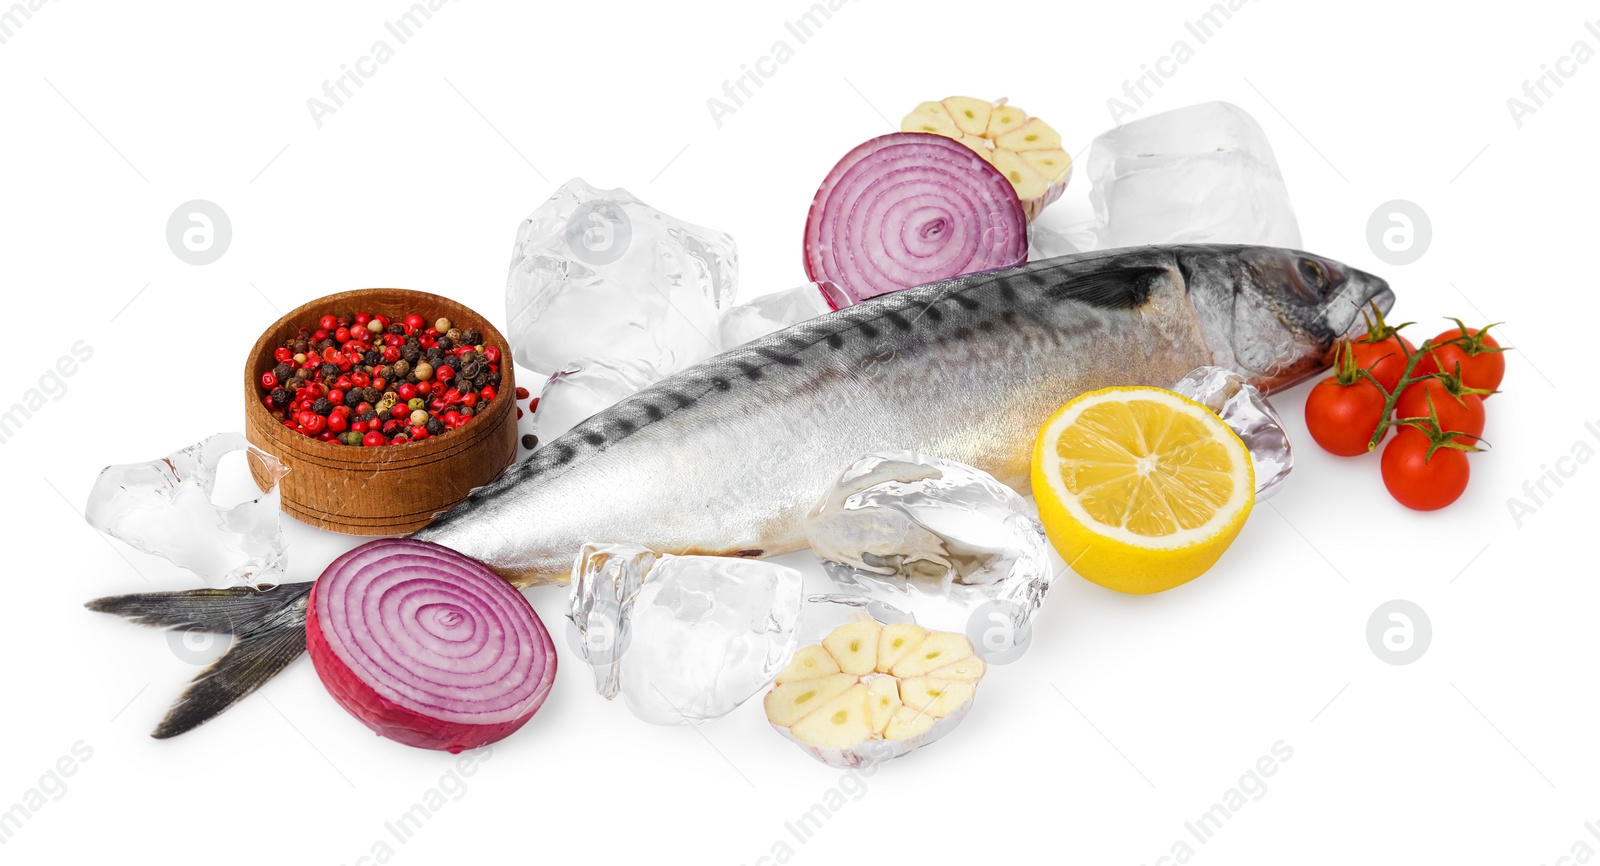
[{"left": 2, "top": 1, "right": 1597, "bottom": 863}]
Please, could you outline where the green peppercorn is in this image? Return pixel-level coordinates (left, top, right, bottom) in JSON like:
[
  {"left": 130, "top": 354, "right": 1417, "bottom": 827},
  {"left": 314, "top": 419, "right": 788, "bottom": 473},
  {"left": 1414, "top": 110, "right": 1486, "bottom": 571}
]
[{"left": 407, "top": 397, "right": 425, "bottom": 411}]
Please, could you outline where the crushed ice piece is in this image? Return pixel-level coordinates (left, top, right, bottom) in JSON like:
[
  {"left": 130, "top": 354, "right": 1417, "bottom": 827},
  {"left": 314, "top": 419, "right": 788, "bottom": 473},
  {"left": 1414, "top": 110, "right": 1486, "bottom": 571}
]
[
  {"left": 1172, "top": 366, "right": 1293, "bottom": 499},
  {"left": 532, "top": 357, "right": 662, "bottom": 444},
  {"left": 505, "top": 178, "right": 737, "bottom": 376},
  {"left": 805, "top": 451, "right": 1052, "bottom": 657},
  {"left": 1088, "top": 102, "right": 1301, "bottom": 249},
  {"left": 84, "top": 433, "right": 289, "bottom": 588},
  {"left": 568, "top": 543, "right": 803, "bottom": 726},
  {"left": 718, "top": 281, "right": 855, "bottom": 348},
  {"left": 1027, "top": 221, "right": 1093, "bottom": 261}
]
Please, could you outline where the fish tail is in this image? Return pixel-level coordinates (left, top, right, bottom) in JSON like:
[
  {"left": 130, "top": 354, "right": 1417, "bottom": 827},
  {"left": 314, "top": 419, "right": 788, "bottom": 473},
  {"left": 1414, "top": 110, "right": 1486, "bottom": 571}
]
[{"left": 85, "top": 582, "right": 313, "bottom": 739}]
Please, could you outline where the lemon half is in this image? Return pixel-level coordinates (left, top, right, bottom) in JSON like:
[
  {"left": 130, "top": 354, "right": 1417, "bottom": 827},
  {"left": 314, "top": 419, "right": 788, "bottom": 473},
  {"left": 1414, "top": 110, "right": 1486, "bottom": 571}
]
[{"left": 1032, "top": 386, "right": 1255, "bottom": 594}]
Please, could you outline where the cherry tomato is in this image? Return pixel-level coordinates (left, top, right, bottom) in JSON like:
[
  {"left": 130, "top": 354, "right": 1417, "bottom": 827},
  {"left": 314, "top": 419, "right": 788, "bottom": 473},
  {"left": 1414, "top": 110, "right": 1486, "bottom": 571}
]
[
  {"left": 1396, "top": 379, "right": 1484, "bottom": 442},
  {"left": 1305, "top": 374, "right": 1389, "bottom": 456},
  {"left": 1381, "top": 427, "right": 1470, "bottom": 510},
  {"left": 1420, "top": 324, "right": 1505, "bottom": 393},
  {"left": 1350, "top": 333, "right": 1416, "bottom": 392}
]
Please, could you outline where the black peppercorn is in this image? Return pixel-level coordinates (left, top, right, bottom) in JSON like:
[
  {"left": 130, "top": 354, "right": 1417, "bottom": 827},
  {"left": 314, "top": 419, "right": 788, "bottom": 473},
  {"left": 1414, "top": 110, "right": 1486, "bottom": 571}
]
[
  {"left": 360, "top": 410, "right": 380, "bottom": 424},
  {"left": 426, "top": 347, "right": 445, "bottom": 363},
  {"left": 292, "top": 339, "right": 309, "bottom": 354},
  {"left": 317, "top": 338, "right": 336, "bottom": 351},
  {"left": 425, "top": 418, "right": 445, "bottom": 436},
  {"left": 460, "top": 406, "right": 474, "bottom": 417},
  {"left": 436, "top": 336, "right": 453, "bottom": 351},
  {"left": 365, "top": 387, "right": 384, "bottom": 404},
  {"left": 391, "top": 359, "right": 411, "bottom": 379},
  {"left": 312, "top": 397, "right": 334, "bottom": 416},
  {"left": 521, "top": 433, "right": 538, "bottom": 450},
  {"left": 401, "top": 344, "right": 421, "bottom": 363},
  {"left": 269, "top": 388, "right": 290, "bottom": 409},
  {"left": 363, "top": 350, "right": 381, "bottom": 366},
  {"left": 320, "top": 363, "right": 340, "bottom": 378},
  {"left": 486, "top": 370, "right": 501, "bottom": 386},
  {"left": 462, "top": 329, "right": 483, "bottom": 346},
  {"left": 273, "top": 362, "right": 294, "bottom": 382},
  {"left": 387, "top": 323, "right": 405, "bottom": 335}
]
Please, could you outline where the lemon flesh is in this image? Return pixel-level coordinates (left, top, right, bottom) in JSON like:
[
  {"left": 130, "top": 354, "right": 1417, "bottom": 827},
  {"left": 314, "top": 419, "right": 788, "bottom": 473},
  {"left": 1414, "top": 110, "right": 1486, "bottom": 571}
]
[{"left": 1032, "top": 387, "right": 1254, "bottom": 594}]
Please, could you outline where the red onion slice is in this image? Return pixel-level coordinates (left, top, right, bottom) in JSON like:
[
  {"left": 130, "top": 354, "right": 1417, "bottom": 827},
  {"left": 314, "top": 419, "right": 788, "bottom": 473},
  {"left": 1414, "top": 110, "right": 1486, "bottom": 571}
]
[
  {"left": 307, "top": 538, "right": 556, "bottom": 753},
  {"left": 804, "top": 133, "right": 1028, "bottom": 300}
]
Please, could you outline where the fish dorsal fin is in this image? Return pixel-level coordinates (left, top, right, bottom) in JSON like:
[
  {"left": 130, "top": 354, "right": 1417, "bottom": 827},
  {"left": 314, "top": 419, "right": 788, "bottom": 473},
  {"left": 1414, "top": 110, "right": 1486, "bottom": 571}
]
[{"left": 1044, "top": 265, "right": 1168, "bottom": 309}]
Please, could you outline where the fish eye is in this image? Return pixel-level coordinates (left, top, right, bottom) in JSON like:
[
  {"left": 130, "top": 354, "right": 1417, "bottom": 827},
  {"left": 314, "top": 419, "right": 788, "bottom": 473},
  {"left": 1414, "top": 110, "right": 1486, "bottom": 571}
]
[
  {"left": 1297, "top": 258, "right": 1326, "bottom": 291},
  {"left": 1288, "top": 257, "right": 1333, "bottom": 304}
]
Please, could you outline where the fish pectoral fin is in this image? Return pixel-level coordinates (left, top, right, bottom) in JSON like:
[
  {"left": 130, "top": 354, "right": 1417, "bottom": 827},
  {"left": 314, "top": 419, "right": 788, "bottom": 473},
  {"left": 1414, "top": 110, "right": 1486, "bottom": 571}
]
[
  {"left": 1044, "top": 265, "right": 1169, "bottom": 309},
  {"left": 86, "top": 582, "right": 313, "bottom": 739}
]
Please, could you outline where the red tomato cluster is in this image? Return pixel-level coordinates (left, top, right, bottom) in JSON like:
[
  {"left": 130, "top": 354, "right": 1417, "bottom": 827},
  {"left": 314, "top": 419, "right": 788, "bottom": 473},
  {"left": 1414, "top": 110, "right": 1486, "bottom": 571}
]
[{"left": 1304, "top": 315, "right": 1505, "bottom": 511}]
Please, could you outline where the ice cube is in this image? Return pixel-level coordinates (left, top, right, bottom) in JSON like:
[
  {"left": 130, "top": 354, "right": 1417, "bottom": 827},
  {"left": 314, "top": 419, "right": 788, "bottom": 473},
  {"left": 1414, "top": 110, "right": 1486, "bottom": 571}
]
[
  {"left": 1172, "top": 366, "right": 1293, "bottom": 499},
  {"left": 805, "top": 452, "right": 1053, "bottom": 659},
  {"left": 1088, "top": 102, "right": 1301, "bottom": 249},
  {"left": 532, "top": 357, "right": 662, "bottom": 444},
  {"left": 84, "top": 433, "right": 290, "bottom": 588},
  {"left": 568, "top": 543, "right": 803, "bottom": 726},
  {"left": 717, "top": 281, "right": 855, "bottom": 348},
  {"left": 505, "top": 178, "right": 738, "bottom": 376}
]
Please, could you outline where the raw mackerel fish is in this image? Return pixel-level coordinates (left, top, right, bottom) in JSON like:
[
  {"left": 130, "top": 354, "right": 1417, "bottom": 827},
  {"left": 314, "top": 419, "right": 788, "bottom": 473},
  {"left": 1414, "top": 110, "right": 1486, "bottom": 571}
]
[
  {"left": 420, "top": 244, "right": 1391, "bottom": 585},
  {"left": 90, "top": 245, "right": 1392, "bottom": 737}
]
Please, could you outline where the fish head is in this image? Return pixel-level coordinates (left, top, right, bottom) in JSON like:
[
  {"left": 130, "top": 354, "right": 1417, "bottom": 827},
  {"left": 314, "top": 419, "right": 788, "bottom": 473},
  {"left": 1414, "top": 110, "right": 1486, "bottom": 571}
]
[{"left": 1185, "top": 246, "right": 1395, "bottom": 392}]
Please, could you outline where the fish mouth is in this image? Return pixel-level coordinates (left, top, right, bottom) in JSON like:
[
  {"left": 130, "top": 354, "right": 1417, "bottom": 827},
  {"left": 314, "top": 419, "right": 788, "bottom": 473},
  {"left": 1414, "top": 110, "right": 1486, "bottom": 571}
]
[{"left": 1334, "top": 280, "right": 1395, "bottom": 340}]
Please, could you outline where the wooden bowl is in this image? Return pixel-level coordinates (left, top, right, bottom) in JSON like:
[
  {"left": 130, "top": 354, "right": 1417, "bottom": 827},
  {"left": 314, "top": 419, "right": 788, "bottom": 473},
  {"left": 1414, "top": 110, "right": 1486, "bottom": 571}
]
[{"left": 244, "top": 288, "right": 518, "bottom": 536}]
